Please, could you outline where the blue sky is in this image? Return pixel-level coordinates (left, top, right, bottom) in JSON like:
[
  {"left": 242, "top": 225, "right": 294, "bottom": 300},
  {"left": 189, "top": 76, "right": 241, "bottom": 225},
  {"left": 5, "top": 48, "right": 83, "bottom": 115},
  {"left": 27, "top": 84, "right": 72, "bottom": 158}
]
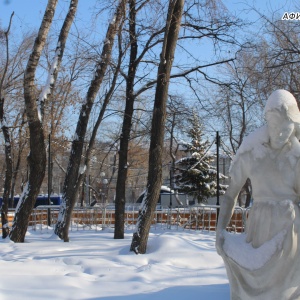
[
  {"left": 1, "top": 0, "right": 299, "bottom": 32},
  {"left": 1, "top": 0, "right": 299, "bottom": 140},
  {"left": 1, "top": 1, "right": 98, "bottom": 35},
  {"left": 1, "top": 0, "right": 298, "bottom": 104}
]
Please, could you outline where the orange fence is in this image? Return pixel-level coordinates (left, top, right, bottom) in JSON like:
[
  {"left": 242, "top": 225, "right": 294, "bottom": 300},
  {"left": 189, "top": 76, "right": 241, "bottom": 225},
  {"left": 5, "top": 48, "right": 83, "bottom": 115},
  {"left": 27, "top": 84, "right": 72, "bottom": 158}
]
[
  {"left": 1, "top": 205, "right": 248, "bottom": 233},
  {"left": 0, "top": 205, "right": 249, "bottom": 232}
]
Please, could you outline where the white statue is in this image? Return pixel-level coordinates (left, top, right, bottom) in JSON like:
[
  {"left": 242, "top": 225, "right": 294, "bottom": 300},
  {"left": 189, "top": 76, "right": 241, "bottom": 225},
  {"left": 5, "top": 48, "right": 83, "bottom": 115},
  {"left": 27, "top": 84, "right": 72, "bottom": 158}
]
[{"left": 216, "top": 89, "right": 300, "bottom": 300}]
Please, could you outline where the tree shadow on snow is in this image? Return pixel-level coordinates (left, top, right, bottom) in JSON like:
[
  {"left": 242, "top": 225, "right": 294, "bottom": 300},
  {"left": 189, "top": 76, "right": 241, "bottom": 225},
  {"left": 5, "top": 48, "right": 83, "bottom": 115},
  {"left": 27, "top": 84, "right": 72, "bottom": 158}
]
[{"left": 86, "top": 284, "right": 230, "bottom": 300}]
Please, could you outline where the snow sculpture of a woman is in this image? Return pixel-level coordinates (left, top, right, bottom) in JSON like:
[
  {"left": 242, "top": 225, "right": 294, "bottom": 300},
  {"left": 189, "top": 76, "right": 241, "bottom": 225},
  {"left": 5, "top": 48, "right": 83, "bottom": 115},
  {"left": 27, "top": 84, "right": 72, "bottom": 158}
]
[{"left": 216, "top": 89, "right": 300, "bottom": 300}]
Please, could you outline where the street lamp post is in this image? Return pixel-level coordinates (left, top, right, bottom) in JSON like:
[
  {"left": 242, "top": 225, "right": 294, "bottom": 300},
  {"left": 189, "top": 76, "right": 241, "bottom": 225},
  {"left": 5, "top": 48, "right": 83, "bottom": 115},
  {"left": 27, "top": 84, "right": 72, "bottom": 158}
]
[
  {"left": 99, "top": 172, "right": 109, "bottom": 204},
  {"left": 167, "top": 162, "right": 174, "bottom": 229},
  {"left": 47, "top": 134, "right": 52, "bottom": 226},
  {"left": 102, "top": 178, "right": 108, "bottom": 203}
]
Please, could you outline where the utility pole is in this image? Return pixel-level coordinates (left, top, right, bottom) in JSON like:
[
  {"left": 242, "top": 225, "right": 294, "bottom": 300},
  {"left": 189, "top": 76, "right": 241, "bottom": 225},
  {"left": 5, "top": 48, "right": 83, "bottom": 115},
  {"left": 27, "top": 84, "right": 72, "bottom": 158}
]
[
  {"left": 169, "top": 162, "right": 173, "bottom": 208},
  {"left": 216, "top": 131, "right": 220, "bottom": 223},
  {"left": 47, "top": 134, "right": 52, "bottom": 226}
]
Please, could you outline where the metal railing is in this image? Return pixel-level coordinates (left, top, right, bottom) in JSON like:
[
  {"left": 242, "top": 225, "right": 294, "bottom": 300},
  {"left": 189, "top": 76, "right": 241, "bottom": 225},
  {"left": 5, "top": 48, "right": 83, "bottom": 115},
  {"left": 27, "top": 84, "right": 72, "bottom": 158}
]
[{"left": 2, "top": 204, "right": 248, "bottom": 233}]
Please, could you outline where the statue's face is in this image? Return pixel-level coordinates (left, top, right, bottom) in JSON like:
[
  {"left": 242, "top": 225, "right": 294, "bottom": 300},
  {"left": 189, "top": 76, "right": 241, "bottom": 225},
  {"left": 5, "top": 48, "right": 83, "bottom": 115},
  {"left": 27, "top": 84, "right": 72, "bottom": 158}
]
[{"left": 266, "top": 109, "right": 294, "bottom": 149}]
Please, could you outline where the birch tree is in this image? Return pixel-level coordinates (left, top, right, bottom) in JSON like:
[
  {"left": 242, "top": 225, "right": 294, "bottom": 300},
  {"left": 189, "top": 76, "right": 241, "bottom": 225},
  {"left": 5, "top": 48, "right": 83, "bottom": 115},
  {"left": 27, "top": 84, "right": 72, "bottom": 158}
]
[
  {"left": 75, "top": 25, "right": 125, "bottom": 209},
  {"left": 10, "top": 0, "right": 78, "bottom": 242},
  {"left": 0, "top": 31, "right": 35, "bottom": 208},
  {"left": 39, "top": 0, "right": 79, "bottom": 122},
  {"left": 130, "top": 0, "right": 185, "bottom": 254},
  {"left": 55, "top": 0, "right": 126, "bottom": 242},
  {"left": 9, "top": 0, "right": 58, "bottom": 242}
]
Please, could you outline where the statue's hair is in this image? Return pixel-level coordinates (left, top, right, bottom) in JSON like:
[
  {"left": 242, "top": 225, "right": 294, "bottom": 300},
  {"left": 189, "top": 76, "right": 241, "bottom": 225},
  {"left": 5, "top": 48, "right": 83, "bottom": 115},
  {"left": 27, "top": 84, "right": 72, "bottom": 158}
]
[
  {"left": 265, "top": 89, "right": 300, "bottom": 140},
  {"left": 265, "top": 90, "right": 300, "bottom": 121}
]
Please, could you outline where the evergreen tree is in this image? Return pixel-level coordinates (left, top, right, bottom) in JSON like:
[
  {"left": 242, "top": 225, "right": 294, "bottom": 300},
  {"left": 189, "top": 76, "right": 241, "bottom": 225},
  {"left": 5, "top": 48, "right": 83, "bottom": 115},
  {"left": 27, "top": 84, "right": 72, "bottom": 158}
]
[{"left": 174, "top": 112, "right": 226, "bottom": 203}]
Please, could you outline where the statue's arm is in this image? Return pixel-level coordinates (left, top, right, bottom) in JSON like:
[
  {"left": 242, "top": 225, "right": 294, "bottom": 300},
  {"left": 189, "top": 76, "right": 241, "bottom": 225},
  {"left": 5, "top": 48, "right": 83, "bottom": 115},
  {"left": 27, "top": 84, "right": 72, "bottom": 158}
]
[
  {"left": 215, "top": 185, "right": 242, "bottom": 255},
  {"left": 216, "top": 156, "right": 248, "bottom": 255},
  {"left": 217, "top": 185, "right": 241, "bottom": 231}
]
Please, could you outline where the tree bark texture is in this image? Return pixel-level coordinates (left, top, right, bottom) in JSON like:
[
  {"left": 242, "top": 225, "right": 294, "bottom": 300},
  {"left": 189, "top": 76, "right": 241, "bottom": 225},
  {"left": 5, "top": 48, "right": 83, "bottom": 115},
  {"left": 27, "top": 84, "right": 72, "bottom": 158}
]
[
  {"left": 0, "top": 98, "right": 12, "bottom": 239},
  {"left": 10, "top": 112, "right": 26, "bottom": 208},
  {"left": 39, "top": 0, "right": 78, "bottom": 121},
  {"left": 114, "top": 0, "right": 138, "bottom": 239},
  {"left": 0, "top": 114, "right": 12, "bottom": 239},
  {"left": 0, "top": 12, "right": 14, "bottom": 238},
  {"left": 76, "top": 28, "right": 124, "bottom": 197},
  {"left": 55, "top": 0, "right": 126, "bottom": 242},
  {"left": 130, "top": 0, "right": 184, "bottom": 254},
  {"left": 9, "top": 0, "right": 58, "bottom": 243}
]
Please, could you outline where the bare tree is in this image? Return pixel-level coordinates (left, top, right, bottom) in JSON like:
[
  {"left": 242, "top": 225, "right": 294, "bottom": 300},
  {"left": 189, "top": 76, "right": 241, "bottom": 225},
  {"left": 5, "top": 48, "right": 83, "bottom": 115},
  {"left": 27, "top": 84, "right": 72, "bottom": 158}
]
[
  {"left": 112, "top": 0, "right": 241, "bottom": 240},
  {"left": 255, "top": 18, "right": 300, "bottom": 102},
  {"left": 40, "top": 0, "right": 79, "bottom": 124},
  {"left": 0, "top": 31, "right": 35, "bottom": 206},
  {"left": 10, "top": 111, "right": 27, "bottom": 207},
  {"left": 130, "top": 0, "right": 185, "bottom": 254},
  {"left": 207, "top": 14, "right": 300, "bottom": 148},
  {"left": 9, "top": 0, "right": 58, "bottom": 242},
  {"left": 10, "top": 0, "right": 78, "bottom": 242},
  {"left": 114, "top": 0, "right": 140, "bottom": 239},
  {"left": 114, "top": 0, "right": 179, "bottom": 239},
  {"left": 76, "top": 24, "right": 125, "bottom": 208},
  {"left": 0, "top": 12, "right": 14, "bottom": 238},
  {"left": 165, "top": 95, "right": 191, "bottom": 189},
  {"left": 55, "top": 0, "right": 126, "bottom": 242}
]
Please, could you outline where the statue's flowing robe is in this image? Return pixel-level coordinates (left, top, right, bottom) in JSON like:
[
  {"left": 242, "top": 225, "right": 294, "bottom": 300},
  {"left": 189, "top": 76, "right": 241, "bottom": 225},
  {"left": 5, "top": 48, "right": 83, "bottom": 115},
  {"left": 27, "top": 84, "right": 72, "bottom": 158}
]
[{"left": 222, "top": 127, "right": 300, "bottom": 300}]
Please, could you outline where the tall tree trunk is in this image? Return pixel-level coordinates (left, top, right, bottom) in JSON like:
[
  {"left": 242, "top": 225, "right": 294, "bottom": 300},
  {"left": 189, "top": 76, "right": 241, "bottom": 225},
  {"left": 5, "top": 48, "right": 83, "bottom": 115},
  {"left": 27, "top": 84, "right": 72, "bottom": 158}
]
[
  {"left": 114, "top": 0, "right": 138, "bottom": 239},
  {"left": 76, "top": 32, "right": 124, "bottom": 197},
  {"left": 10, "top": 111, "right": 26, "bottom": 208},
  {"left": 9, "top": 0, "right": 58, "bottom": 243},
  {"left": 39, "top": 0, "right": 78, "bottom": 122},
  {"left": 0, "top": 114, "right": 12, "bottom": 239},
  {"left": 0, "top": 12, "right": 14, "bottom": 238},
  {"left": 130, "top": 0, "right": 184, "bottom": 254},
  {"left": 54, "top": 0, "right": 126, "bottom": 242}
]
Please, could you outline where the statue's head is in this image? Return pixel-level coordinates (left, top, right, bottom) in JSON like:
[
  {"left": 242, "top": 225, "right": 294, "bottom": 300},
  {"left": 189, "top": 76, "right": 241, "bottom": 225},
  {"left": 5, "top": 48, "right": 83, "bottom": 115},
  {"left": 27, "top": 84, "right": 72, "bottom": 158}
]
[
  {"left": 264, "top": 90, "right": 300, "bottom": 122},
  {"left": 264, "top": 90, "right": 300, "bottom": 149}
]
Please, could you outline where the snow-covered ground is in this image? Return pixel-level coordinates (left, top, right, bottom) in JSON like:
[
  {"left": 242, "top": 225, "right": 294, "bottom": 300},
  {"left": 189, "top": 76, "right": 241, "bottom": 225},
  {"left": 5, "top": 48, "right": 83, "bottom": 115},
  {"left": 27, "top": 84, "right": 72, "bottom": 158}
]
[{"left": 0, "top": 227, "right": 229, "bottom": 300}]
